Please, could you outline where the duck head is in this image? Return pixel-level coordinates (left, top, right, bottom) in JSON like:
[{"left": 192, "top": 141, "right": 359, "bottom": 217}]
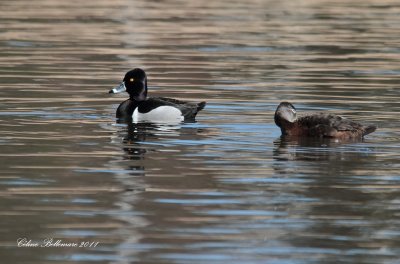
[
  {"left": 109, "top": 68, "right": 148, "bottom": 101},
  {"left": 274, "top": 102, "right": 297, "bottom": 128}
]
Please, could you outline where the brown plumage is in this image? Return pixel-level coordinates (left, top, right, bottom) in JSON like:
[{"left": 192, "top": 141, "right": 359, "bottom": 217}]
[{"left": 274, "top": 102, "right": 377, "bottom": 139}]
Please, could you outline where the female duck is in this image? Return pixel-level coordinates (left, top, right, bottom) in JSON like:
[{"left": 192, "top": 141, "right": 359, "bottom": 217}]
[
  {"left": 109, "top": 68, "right": 206, "bottom": 122},
  {"left": 274, "top": 102, "right": 376, "bottom": 139}
]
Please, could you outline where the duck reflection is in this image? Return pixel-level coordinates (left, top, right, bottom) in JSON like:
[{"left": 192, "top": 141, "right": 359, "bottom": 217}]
[
  {"left": 272, "top": 136, "right": 384, "bottom": 257},
  {"left": 119, "top": 121, "right": 153, "bottom": 161},
  {"left": 110, "top": 120, "right": 216, "bottom": 262},
  {"left": 273, "top": 135, "right": 371, "bottom": 162},
  {"left": 115, "top": 120, "right": 183, "bottom": 160}
]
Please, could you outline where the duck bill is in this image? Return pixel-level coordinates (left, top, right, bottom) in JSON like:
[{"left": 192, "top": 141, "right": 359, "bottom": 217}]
[{"left": 109, "top": 82, "right": 126, "bottom": 94}]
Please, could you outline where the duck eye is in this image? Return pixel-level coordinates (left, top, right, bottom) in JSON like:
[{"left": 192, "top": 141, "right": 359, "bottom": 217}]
[{"left": 130, "top": 78, "right": 134, "bottom": 82}]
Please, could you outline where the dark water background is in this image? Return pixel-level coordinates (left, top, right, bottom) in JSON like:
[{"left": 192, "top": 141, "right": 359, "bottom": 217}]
[{"left": 1, "top": 0, "right": 400, "bottom": 263}]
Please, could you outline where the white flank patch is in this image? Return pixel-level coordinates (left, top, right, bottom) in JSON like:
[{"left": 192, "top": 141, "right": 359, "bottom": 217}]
[{"left": 133, "top": 106, "right": 184, "bottom": 123}]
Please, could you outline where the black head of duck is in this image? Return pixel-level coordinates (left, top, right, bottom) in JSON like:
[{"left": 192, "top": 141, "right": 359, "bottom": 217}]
[{"left": 109, "top": 68, "right": 148, "bottom": 101}]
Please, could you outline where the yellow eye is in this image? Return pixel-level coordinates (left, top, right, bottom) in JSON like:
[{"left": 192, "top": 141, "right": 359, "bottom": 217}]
[{"left": 130, "top": 78, "right": 134, "bottom": 82}]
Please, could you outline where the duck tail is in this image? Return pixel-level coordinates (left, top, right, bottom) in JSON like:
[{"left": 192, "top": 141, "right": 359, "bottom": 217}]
[
  {"left": 197, "top": 101, "right": 206, "bottom": 112},
  {"left": 182, "top": 101, "right": 206, "bottom": 121},
  {"left": 363, "top": 125, "right": 377, "bottom": 136}
]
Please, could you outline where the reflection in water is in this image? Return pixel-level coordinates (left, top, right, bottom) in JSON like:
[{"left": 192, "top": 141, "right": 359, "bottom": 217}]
[
  {"left": 272, "top": 136, "right": 398, "bottom": 263},
  {"left": 120, "top": 122, "right": 151, "bottom": 161},
  {"left": 110, "top": 121, "right": 221, "bottom": 263},
  {"left": 114, "top": 121, "right": 190, "bottom": 187},
  {"left": 273, "top": 136, "right": 372, "bottom": 162}
]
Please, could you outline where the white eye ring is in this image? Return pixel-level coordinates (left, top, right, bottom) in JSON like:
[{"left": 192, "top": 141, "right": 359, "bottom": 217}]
[{"left": 291, "top": 109, "right": 296, "bottom": 114}]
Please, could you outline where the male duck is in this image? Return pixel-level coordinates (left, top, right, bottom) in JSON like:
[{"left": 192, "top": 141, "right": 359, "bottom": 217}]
[
  {"left": 274, "top": 102, "right": 377, "bottom": 139},
  {"left": 109, "top": 68, "right": 206, "bottom": 122}
]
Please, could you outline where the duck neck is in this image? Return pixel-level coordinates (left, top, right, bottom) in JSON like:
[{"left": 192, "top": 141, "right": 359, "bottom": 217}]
[
  {"left": 280, "top": 120, "right": 298, "bottom": 136},
  {"left": 116, "top": 99, "right": 139, "bottom": 120}
]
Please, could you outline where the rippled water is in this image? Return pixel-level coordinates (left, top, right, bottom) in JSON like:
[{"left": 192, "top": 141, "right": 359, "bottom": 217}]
[{"left": 1, "top": 0, "right": 400, "bottom": 263}]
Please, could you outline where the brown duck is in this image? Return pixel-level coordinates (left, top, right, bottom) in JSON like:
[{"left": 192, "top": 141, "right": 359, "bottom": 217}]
[{"left": 274, "top": 102, "right": 377, "bottom": 139}]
